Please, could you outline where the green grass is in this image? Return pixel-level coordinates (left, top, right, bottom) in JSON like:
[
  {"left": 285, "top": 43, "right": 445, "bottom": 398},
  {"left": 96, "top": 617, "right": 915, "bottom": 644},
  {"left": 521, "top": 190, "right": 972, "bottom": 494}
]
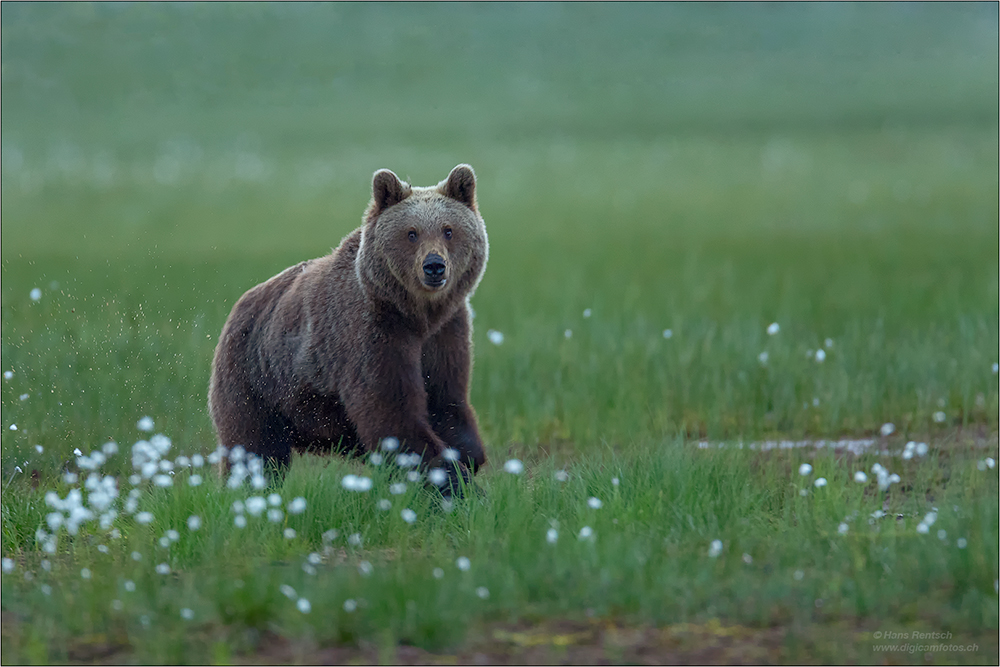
[{"left": 1, "top": 3, "right": 998, "bottom": 663}]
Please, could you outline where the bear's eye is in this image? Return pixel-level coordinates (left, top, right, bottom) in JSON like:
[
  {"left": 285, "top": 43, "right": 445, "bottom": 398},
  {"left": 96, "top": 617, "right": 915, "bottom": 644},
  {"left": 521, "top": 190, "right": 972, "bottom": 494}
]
[
  {"left": 407, "top": 230, "right": 417, "bottom": 243},
  {"left": 443, "top": 227, "right": 453, "bottom": 240}
]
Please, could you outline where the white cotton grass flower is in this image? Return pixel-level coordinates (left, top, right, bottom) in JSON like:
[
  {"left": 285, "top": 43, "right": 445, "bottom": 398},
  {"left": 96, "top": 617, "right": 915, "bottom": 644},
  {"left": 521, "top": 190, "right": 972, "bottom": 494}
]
[
  {"left": 933, "top": 411, "right": 946, "bottom": 423},
  {"left": 267, "top": 493, "right": 282, "bottom": 507},
  {"left": 280, "top": 584, "right": 297, "bottom": 599},
  {"left": 442, "top": 448, "right": 460, "bottom": 462},
  {"left": 341, "top": 474, "right": 373, "bottom": 491},
  {"left": 2, "top": 558, "right": 14, "bottom": 574},
  {"left": 433, "top": 567, "right": 445, "bottom": 579},
  {"left": 322, "top": 529, "right": 339, "bottom": 544},
  {"left": 798, "top": 463, "right": 813, "bottom": 476},
  {"left": 880, "top": 422, "right": 895, "bottom": 437},
  {"left": 3, "top": 371, "right": 12, "bottom": 380},
  {"left": 583, "top": 308, "right": 592, "bottom": 318},
  {"left": 400, "top": 509, "right": 417, "bottom": 524},
  {"left": 153, "top": 474, "right": 172, "bottom": 488},
  {"left": 793, "top": 569, "right": 805, "bottom": 581},
  {"left": 406, "top": 470, "right": 421, "bottom": 482},
  {"left": 343, "top": 599, "right": 357, "bottom": 612},
  {"left": 30, "top": 288, "right": 42, "bottom": 301},
  {"left": 245, "top": 497, "right": 266, "bottom": 515},
  {"left": 188, "top": 474, "right": 203, "bottom": 487},
  {"left": 758, "top": 351, "right": 769, "bottom": 365},
  {"left": 81, "top": 568, "right": 92, "bottom": 579},
  {"left": 428, "top": 468, "right": 447, "bottom": 486},
  {"left": 297, "top": 598, "right": 311, "bottom": 613},
  {"left": 389, "top": 482, "right": 407, "bottom": 495},
  {"left": 9, "top": 424, "right": 17, "bottom": 431},
  {"left": 487, "top": 329, "right": 504, "bottom": 345},
  {"left": 455, "top": 556, "right": 471, "bottom": 571},
  {"left": 708, "top": 539, "right": 723, "bottom": 558},
  {"left": 546, "top": 528, "right": 558, "bottom": 544},
  {"left": 957, "top": 538, "right": 968, "bottom": 549},
  {"left": 476, "top": 586, "right": 490, "bottom": 599},
  {"left": 287, "top": 497, "right": 307, "bottom": 514},
  {"left": 837, "top": 523, "right": 849, "bottom": 535},
  {"left": 377, "top": 499, "right": 392, "bottom": 511},
  {"left": 369, "top": 452, "right": 384, "bottom": 465},
  {"left": 587, "top": 497, "right": 603, "bottom": 509},
  {"left": 137, "top": 416, "right": 154, "bottom": 432},
  {"left": 166, "top": 529, "right": 179, "bottom": 542},
  {"left": 813, "top": 477, "right": 828, "bottom": 488},
  {"left": 124, "top": 580, "right": 136, "bottom": 592},
  {"left": 187, "top": 515, "right": 201, "bottom": 531},
  {"left": 395, "top": 453, "right": 420, "bottom": 468},
  {"left": 814, "top": 349, "right": 826, "bottom": 362},
  {"left": 916, "top": 523, "right": 929, "bottom": 535},
  {"left": 380, "top": 437, "right": 399, "bottom": 452},
  {"left": 937, "top": 529, "right": 947, "bottom": 540},
  {"left": 135, "top": 511, "right": 154, "bottom": 524},
  {"left": 742, "top": 553, "right": 753, "bottom": 564},
  {"left": 307, "top": 553, "right": 322, "bottom": 565},
  {"left": 824, "top": 338, "right": 834, "bottom": 348},
  {"left": 358, "top": 561, "right": 373, "bottom": 576},
  {"left": 915, "top": 442, "right": 929, "bottom": 457},
  {"left": 347, "top": 533, "right": 362, "bottom": 547},
  {"left": 663, "top": 328, "right": 673, "bottom": 339},
  {"left": 993, "top": 362, "right": 999, "bottom": 374},
  {"left": 553, "top": 470, "right": 569, "bottom": 482},
  {"left": 180, "top": 608, "right": 194, "bottom": 620},
  {"left": 267, "top": 509, "right": 284, "bottom": 523},
  {"left": 155, "top": 563, "right": 170, "bottom": 575},
  {"left": 564, "top": 329, "right": 572, "bottom": 339},
  {"left": 234, "top": 515, "right": 247, "bottom": 528},
  {"left": 283, "top": 528, "right": 296, "bottom": 539},
  {"left": 131, "top": 551, "right": 142, "bottom": 561},
  {"left": 22, "top": 395, "right": 31, "bottom": 402},
  {"left": 503, "top": 459, "right": 524, "bottom": 474},
  {"left": 578, "top": 526, "right": 594, "bottom": 541},
  {"left": 767, "top": 322, "right": 780, "bottom": 335},
  {"left": 853, "top": 471, "right": 868, "bottom": 484}
]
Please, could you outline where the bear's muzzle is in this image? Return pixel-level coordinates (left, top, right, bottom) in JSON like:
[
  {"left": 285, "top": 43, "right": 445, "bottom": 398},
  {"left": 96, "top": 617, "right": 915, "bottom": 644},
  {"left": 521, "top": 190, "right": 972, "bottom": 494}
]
[{"left": 422, "top": 253, "right": 447, "bottom": 288}]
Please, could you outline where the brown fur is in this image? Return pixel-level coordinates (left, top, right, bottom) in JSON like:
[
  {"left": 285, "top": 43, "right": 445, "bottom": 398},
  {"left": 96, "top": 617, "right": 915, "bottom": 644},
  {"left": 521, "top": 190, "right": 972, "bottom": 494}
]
[{"left": 208, "top": 165, "right": 488, "bottom": 478}]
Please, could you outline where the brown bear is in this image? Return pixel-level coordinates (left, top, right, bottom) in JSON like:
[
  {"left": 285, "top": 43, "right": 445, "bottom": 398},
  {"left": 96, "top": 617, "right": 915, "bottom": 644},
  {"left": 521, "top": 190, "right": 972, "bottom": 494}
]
[{"left": 208, "top": 164, "right": 488, "bottom": 491}]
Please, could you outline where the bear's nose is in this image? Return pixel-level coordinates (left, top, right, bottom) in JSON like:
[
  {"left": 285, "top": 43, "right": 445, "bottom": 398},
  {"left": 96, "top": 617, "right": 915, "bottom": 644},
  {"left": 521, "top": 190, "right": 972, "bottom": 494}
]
[{"left": 423, "top": 254, "right": 446, "bottom": 281}]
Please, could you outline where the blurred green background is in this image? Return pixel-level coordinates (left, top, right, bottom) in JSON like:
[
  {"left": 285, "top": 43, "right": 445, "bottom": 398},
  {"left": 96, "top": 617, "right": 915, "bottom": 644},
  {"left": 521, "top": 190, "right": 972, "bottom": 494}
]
[{"left": 2, "top": 3, "right": 998, "bottom": 463}]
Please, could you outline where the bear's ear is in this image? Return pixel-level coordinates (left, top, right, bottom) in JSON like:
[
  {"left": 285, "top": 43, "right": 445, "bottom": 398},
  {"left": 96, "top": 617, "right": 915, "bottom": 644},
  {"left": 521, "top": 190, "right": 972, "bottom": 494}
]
[
  {"left": 440, "top": 164, "right": 477, "bottom": 212},
  {"left": 367, "top": 169, "right": 411, "bottom": 221}
]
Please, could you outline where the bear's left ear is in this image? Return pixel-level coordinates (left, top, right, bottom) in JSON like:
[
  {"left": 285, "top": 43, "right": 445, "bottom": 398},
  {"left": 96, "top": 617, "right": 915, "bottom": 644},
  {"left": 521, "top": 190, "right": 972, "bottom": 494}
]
[
  {"left": 366, "top": 169, "right": 411, "bottom": 222},
  {"left": 440, "top": 164, "right": 477, "bottom": 212}
]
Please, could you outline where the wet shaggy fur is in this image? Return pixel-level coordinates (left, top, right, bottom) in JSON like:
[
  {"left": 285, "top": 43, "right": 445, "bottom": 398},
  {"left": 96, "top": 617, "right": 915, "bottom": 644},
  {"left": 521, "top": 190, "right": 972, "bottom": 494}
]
[{"left": 208, "top": 165, "right": 488, "bottom": 481}]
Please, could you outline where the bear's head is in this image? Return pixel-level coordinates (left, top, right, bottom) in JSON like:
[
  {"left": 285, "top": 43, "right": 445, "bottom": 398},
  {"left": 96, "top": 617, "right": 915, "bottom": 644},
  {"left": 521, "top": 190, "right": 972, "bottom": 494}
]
[{"left": 357, "top": 164, "right": 489, "bottom": 316}]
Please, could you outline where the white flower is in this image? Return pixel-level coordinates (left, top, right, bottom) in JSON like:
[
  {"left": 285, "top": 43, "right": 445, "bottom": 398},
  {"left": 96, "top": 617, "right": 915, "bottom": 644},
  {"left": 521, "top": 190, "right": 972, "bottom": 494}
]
[
  {"left": 245, "top": 497, "right": 266, "bottom": 515},
  {"left": 758, "top": 351, "right": 769, "bottom": 365},
  {"left": 487, "top": 329, "right": 504, "bottom": 345},
  {"left": 395, "top": 453, "right": 420, "bottom": 468},
  {"left": 2, "top": 371, "right": 11, "bottom": 380},
  {"left": 155, "top": 563, "right": 170, "bottom": 574},
  {"left": 377, "top": 499, "right": 391, "bottom": 511},
  {"left": 297, "top": 598, "right": 311, "bottom": 613},
  {"left": 131, "top": 551, "right": 142, "bottom": 561},
  {"left": 287, "top": 497, "right": 307, "bottom": 514},
  {"left": 187, "top": 515, "right": 201, "bottom": 531},
  {"left": 343, "top": 599, "right": 357, "bottom": 612},
  {"left": 798, "top": 463, "right": 813, "bottom": 476},
  {"left": 583, "top": 308, "right": 592, "bottom": 318},
  {"left": 587, "top": 497, "right": 603, "bottom": 509},
  {"left": 546, "top": 528, "right": 558, "bottom": 544},
  {"left": 837, "top": 523, "right": 849, "bottom": 535},
  {"left": 267, "top": 493, "right": 282, "bottom": 506},
  {"left": 813, "top": 477, "right": 827, "bottom": 488},
  {"left": 8, "top": 424, "right": 17, "bottom": 431},
  {"left": 433, "top": 567, "right": 445, "bottom": 579},
  {"left": 81, "top": 568, "right": 92, "bottom": 579},
  {"left": 443, "top": 448, "right": 460, "bottom": 461},
  {"left": 923, "top": 511, "right": 937, "bottom": 527},
  {"left": 358, "top": 560, "right": 373, "bottom": 576},
  {"left": 1, "top": 558, "right": 14, "bottom": 573},
  {"left": 251, "top": 475, "right": 266, "bottom": 489},
  {"left": 322, "top": 529, "right": 339, "bottom": 543},
  {"left": 824, "top": 338, "right": 833, "bottom": 348},
  {"left": 180, "top": 608, "right": 194, "bottom": 620},
  {"left": 813, "top": 348, "right": 826, "bottom": 362},
  {"left": 280, "top": 584, "right": 297, "bottom": 599},
  {"left": 380, "top": 437, "right": 399, "bottom": 452},
  {"left": 611, "top": 477, "right": 620, "bottom": 486},
  {"left": 993, "top": 362, "right": 999, "bottom": 375},
  {"left": 153, "top": 474, "right": 172, "bottom": 487},
  {"left": 166, "top": 530, "right": 179, "bottom": 542},
  {"left": 915, "top": 442, "right": 928, "bottom": 457},
  {"left": 267, "top": 509, "right": 284, "bottom": 523},
  {"left": 553, "top": 470, "right": 569, "bottom": 482},
  {"left": 767, "top": 322, "right": 780, "bottom": 335},
  {"left": 799, "top": 489, "right": 808, "bottom": 496},
  {"left": 400, "top": 508, "right": 417, "bottom": 524},
  {"left": 986, "top": 458, "right": 996, "bottom": 469},
  {"left": 389, "top": 482, "right": 407, "bottom": 495},
  {"left": 742, "top": 553, "right": 753, "bottom": 564},
  {"left": 137, "top": 416, "right": 154, "bottom": 432},
  {"left": 708, "top": 539, "right": 723, "bottom": 557},
  {"left": 916, "top": 523, "right": 929, "bottom": 534},
  {"left": 30, "top": 288, "right": 42, "bottom": 301},
  {"left": 476, "top": 586, "right": 490, "bottom": 599},
  {"left": 64, "top": 472, "right": 79, "bottom": 484},
  {"left": 662, "top": 329, "right": 673, "bottom": 339},
  {"left": 347, "top": 533, "right": 362, "bottom": 547},
  {"left": 503, "top": 459, "right": 524, "bottom": 474},
  {"left": 282, "top": 527, "right": 296, "bottom": 539},
  {"left": 853, "top": 471, "right": 868, "bottom": 483},
  {"left": 188, "top": 474, "right": 203, "bottom": 487},
  {"left": 191, "top": 454, "right": 204, "bottom": 468},
  {"left": 369, "top": 452, "right": 384, "bottom": 465},
  {"left": 428, "top": 469, "right": 447, "bottom": 486},
  {"left": 234, "top": 515, "right": 247, "bottom": 528},
  {"left": 564, "top": 329, "right": 572, "bottom": 339},
  {"left": 933, "top": 411, "right": 946, "bottom": 423},
  {"left": 124, "top": 580, "right": 136, "bottom": 592},
  {"left": 957, "top": 538, "right": 967, "bottom": 549},
  {"left": 578, "top": 526, "right": 594, "bottom": 541},
  {"left": 793, "top": 570, "right": 805, "bottom": 581},
  {"left": 880, "top": 423, "right": 895, "bottom": 437},
  {"left": 937, "top": 529, "right": 947, "bottom": 540},
  {"left": 456, "top": 556, "right": 471, "bottom": 571},
  {"left": 135, "top": 512, "right": 154, "bottom": 524}
]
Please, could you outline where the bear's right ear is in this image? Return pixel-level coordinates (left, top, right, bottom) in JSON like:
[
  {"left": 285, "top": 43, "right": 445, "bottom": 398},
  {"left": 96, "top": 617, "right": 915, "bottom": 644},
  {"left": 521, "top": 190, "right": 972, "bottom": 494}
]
[{"left": 366, "top": 169, "right": 411, "bottom": 222}]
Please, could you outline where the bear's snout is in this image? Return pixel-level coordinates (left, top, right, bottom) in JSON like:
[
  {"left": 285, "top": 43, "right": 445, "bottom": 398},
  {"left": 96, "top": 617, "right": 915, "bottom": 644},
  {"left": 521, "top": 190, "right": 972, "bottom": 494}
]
[{"left": 422, "top": 253, "right": 447, "bottom": 287}]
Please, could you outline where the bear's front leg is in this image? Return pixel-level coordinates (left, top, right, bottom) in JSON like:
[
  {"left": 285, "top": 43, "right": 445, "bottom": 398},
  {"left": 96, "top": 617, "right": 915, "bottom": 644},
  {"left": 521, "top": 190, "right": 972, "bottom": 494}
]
[
  {"left": 422, "top": 308, "right": 487, "bottom": 473},
  {"left": 341, "top": 338, "right": 449, "bottom": 465}
]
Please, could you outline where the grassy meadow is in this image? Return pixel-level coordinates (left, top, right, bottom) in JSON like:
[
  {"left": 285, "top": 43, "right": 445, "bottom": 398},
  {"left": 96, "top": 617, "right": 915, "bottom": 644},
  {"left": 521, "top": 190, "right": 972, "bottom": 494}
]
[{"left": 1, "top": 3, "right": 998, "bottom": 663}]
